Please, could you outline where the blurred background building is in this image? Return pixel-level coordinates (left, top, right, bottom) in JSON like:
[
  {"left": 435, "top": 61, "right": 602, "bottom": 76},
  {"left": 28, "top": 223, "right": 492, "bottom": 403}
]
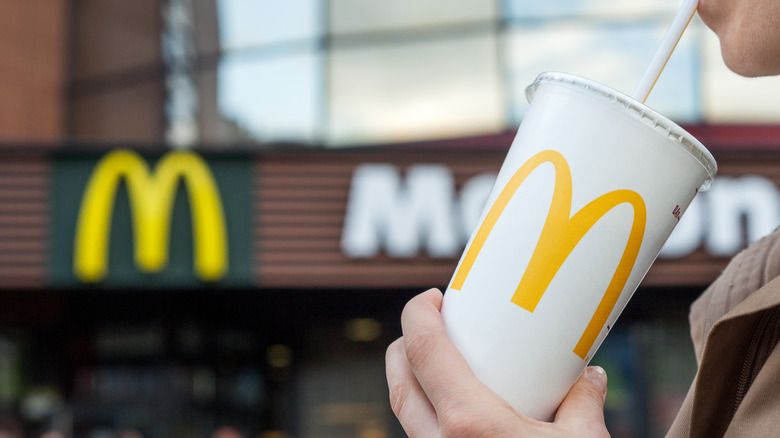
[{"left": 1, "top": 0, "right": 780, "bottom": 437}]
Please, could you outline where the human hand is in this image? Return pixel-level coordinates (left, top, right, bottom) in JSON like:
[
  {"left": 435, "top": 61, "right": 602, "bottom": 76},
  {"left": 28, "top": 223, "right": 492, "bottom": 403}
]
[{"left": 386, "top": 288, "right": 611, "bottom": 437}]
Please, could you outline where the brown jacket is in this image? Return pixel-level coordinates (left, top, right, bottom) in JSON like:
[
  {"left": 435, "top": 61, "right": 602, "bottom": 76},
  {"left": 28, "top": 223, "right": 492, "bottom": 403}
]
[{"left": 666, "top": 227, "right": 780, "bottom": 438}]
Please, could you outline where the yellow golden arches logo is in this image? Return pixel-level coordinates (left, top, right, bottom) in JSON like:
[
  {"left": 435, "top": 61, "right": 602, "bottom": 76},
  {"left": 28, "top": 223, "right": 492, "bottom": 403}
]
[
  {"left": 74, "top": 149, "right": 228, "bottom": 283},
  {"left": 451, "top": 150, "right": 646, "bottom": 360}
]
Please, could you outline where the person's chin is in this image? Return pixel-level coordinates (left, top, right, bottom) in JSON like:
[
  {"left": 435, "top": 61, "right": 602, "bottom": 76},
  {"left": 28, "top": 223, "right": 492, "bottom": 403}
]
[{"left": 721, "top": 45, "right": 780, "bottom": 78}]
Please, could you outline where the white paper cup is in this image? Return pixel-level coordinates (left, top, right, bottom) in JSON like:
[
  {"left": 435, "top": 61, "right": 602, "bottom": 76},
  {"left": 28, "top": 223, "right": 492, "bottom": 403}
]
[{"left": 441, "top": 72, "right": 716, "bottom": 421}]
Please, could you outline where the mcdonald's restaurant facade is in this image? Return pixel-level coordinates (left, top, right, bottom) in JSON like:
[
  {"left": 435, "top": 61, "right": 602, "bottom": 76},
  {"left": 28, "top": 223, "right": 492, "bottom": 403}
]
[
  {"left": 4, "top": 1, "right": 780, "bottom": 436},
  {"left": 2, "top": 126, "right": 780, "bottom": 436},
  {"left": 11, "top": 126, "right": 780, "bottom": 291}
]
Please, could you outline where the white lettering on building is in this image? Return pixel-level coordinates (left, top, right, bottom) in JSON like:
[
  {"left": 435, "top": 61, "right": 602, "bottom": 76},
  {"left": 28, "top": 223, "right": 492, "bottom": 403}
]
[
  {"left": 342, "top": 164, "right": 476, "bottom": 258},
  {"left": 341, "top": 164, "right": 780, "bottom": 259},
  {"left": 661, "top": 175, "right": 780, "bottom": 257}
]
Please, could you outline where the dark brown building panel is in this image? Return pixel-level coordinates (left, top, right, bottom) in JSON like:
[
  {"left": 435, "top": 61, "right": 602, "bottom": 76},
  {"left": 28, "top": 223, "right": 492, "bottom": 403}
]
[
  {"left": 253, "top": 151, "right": 506, "bottom": 289},
  {"left": 0, "top": 1, "right": 67, "bottom": 142},
  {"left": 69, "top": 0, "right": 166, "bottom": 144},
  {"left": 0, "top": 156, "right": 50, "bottom": 288}
]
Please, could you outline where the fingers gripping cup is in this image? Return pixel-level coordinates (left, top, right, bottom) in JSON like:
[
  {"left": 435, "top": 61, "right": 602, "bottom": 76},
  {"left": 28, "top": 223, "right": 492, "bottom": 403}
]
[{"left": 441, "top": 72, "right": 716, "bottom": 421}]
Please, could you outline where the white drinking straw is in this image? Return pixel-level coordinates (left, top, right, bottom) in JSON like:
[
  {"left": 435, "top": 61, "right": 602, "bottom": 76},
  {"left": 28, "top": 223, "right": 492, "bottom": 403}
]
[{"left": 632, "top": 0, "right": 699, "bottom": 103}]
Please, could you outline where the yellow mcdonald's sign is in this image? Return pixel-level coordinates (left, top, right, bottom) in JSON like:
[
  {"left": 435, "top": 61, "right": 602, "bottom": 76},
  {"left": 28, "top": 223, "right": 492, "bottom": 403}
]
[
  {"left": 451, "top": 150, "right": 646, "bottom": 359},
  {"left": 74, "top": 149, "right": 228, "bottom": 283}
]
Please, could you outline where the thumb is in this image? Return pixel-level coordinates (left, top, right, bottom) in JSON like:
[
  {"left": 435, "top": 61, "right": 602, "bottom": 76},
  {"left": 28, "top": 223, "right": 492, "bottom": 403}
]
[{"left": 554, "top": 366, "right": 609, "bottom": 433}]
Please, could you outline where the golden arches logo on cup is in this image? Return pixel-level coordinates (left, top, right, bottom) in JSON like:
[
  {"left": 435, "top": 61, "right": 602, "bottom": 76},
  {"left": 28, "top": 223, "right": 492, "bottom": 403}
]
[
  {"left": 450, "top": 149, "right": 647, "bottom": 359},
  {"left": 73, "top": 149, "right": 228, "bottom": 283}
]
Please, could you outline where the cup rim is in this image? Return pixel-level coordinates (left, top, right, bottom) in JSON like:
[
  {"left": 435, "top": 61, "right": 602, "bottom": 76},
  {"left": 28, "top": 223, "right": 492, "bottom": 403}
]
[{"left": 525, "top": 71, "right": 717, "bottom": 190}]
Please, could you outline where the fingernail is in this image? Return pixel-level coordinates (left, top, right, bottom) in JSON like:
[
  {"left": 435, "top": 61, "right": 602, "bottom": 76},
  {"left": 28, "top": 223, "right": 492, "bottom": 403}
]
[{"left": 585, "top": 366, "right": 608, "bottom": 399}]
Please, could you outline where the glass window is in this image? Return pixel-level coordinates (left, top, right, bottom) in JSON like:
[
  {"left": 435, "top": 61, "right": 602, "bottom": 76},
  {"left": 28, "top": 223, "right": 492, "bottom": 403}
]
[
  {"left": 504, "top": 23, "right": 699, "bottom": 124},
  {"left": 328, "top": 33, "right": 503, "bottom": 146},
  {"left": 70, "top": 1, "right": 780, "bottom": 149},
  {"left": 330, "top": 0, "right": 496, "bottom": 35},
  {"left": 215, "top": 0, "right": 323, "bottom": 145},
  {"left": 642, "top": 29, "right": 700, "bottom": 123},
  {"left": 218, "top": 51, "right": 323, "bottom": 144},
  {"left": 216, "top": 0, "right": 322, "bottom": 50},
  {"left": 504, "top": 0, "right": 680, "bottom": 20}
]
